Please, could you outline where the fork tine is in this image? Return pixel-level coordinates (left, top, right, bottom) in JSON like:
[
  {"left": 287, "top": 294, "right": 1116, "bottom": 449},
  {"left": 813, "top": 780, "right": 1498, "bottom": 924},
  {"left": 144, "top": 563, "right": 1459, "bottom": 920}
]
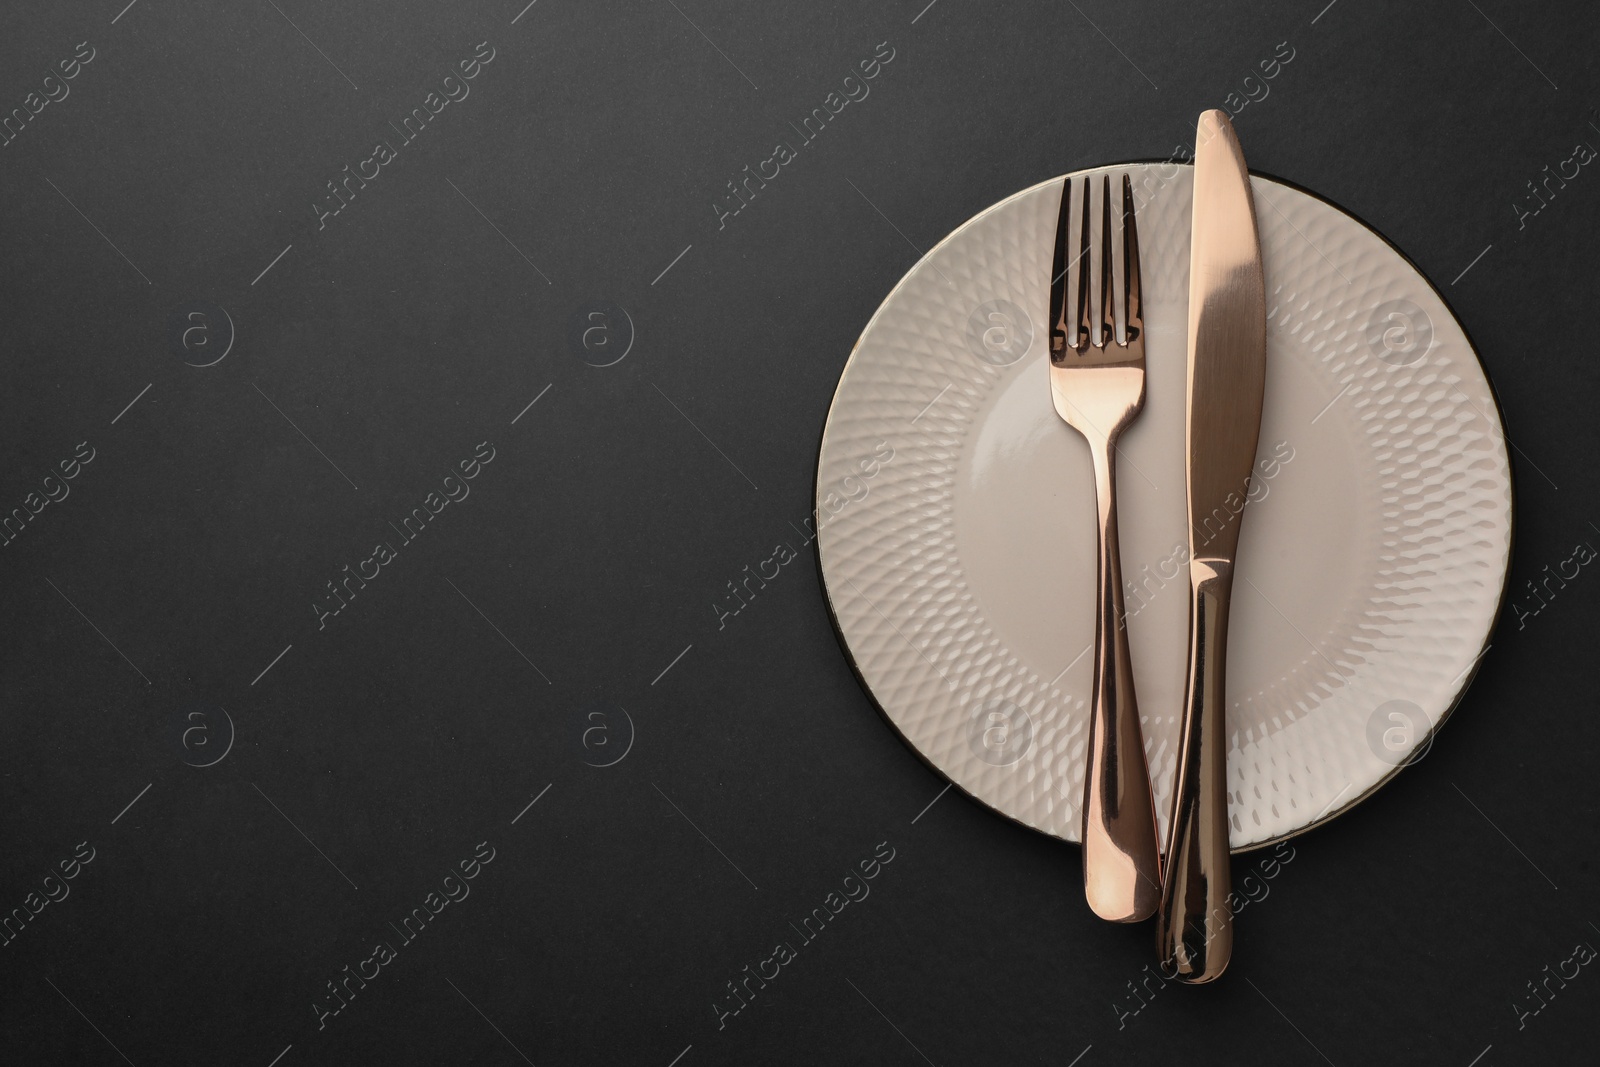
[
  {"left": 1122, "top": 173, "right": 1143, "bottom": 344},
  {"left": 1050, "top": 176, "right": 1073, "bottom": 355},
  {"left": 1076, "top": 177, "right": 1092, "bottom": 348},
  {"left": 1098, "top": 175, "right": 1115, "bottom": 348}
]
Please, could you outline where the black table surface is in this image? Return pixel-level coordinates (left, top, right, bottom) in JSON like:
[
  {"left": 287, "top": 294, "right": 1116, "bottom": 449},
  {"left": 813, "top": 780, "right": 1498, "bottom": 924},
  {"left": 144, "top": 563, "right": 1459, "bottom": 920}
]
[{"left": 3, "top": 2, "right": 1597, "bottom": 1064}]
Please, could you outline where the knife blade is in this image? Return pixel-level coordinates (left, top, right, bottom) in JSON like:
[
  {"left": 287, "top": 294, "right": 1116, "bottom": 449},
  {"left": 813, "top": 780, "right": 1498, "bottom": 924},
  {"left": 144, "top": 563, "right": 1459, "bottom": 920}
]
[{"left": 1155, "top": 108, "right": 1267, "bottom": 983}]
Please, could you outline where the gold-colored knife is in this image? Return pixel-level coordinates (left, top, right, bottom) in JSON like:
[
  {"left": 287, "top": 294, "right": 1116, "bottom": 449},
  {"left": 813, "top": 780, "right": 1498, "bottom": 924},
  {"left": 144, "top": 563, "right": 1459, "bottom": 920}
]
[{"left": 1155, "top": 109, "right": 1267, "bottom": 982}]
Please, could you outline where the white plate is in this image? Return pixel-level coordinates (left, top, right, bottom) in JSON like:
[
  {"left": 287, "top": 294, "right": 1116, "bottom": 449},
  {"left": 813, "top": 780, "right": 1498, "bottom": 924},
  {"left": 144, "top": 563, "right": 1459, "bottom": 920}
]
[{"left": 816, "top": 164, "right": 1512, "bottom": 850}]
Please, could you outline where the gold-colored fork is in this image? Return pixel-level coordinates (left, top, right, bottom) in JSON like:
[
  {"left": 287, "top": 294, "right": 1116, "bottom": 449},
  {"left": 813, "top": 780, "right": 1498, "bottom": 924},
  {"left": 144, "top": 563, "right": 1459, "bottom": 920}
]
[{"left": 1048, "top": 174, "right": 1162, "bottom": 923}]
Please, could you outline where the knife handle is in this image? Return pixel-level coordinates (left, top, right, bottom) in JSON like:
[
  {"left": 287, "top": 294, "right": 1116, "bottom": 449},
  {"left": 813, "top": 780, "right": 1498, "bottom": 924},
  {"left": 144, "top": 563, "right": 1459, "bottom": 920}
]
[
  {"left": 1156, "top": 559, "right": 1235, "bottom": 982},
  {"left": 1080, "top": 438, "right": 1163, "bottom": 923}
]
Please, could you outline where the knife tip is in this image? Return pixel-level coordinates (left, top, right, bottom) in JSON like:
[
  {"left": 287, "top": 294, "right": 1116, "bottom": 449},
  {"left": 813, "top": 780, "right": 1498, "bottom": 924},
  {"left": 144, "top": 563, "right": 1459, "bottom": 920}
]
[
  {"left": 1197, "top": 108, "right": 1232, "bottom": 136},
  {"left": 1194, "top": 109, "right": 1244, "bottom": 162}
]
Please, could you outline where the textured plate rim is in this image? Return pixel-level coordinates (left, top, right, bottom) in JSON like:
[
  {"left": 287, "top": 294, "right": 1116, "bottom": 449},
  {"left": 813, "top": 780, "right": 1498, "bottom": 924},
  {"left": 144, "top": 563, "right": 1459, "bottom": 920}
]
[{"left": 811, "top": 161, "right": 1516, "bottom": 854}]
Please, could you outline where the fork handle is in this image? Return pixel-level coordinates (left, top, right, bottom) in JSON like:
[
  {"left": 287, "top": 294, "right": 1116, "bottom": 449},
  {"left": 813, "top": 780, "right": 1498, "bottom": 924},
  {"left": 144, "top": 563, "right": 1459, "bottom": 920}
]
[
  {"left": 1080, "top": 437, "right": 1163, "bottom": 923},
  {"left": 1156, "top": 559, "right": 1235, "bottom": 982}
]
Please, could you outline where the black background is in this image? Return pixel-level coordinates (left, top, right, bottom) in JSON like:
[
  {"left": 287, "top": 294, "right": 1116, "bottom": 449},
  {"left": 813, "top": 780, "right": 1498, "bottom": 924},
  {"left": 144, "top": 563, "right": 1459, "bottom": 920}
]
[{"left": 2, "top": 1, "right": 1597, "bottom": 1065}]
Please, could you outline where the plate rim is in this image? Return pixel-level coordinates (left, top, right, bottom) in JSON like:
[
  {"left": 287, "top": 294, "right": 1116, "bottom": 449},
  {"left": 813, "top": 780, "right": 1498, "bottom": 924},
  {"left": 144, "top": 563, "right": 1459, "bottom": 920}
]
[{"left": 810, "top": 160, "right": 1517, "bottom": 854}]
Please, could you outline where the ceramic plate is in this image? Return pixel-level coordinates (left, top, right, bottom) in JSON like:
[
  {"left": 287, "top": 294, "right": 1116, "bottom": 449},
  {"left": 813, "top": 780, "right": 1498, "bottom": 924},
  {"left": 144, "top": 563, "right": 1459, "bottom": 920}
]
[{"left": 816, "top": 164, "right": 1512, "bottom": 850}]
